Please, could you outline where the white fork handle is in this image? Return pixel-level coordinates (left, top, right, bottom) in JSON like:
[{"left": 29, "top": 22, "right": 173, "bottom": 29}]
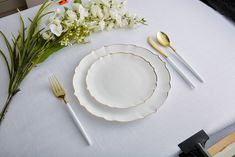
[{"left": 66, "top": 103, "right": 92, "bottom": 145}]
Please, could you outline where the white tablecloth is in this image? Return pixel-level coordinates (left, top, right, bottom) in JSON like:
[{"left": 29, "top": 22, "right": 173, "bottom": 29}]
[{"left": 0, "top": 0, "right": 235, "bottom": 156}]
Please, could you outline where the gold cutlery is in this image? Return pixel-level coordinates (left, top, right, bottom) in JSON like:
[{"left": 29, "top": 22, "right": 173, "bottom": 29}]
[
  {"left": 157, "top": 32, "right": 203, "bottom": 83},
  {"left": 49, "top": 75, "right": 92, "bottom": 145},
  {"left": 147, "top": 36, "right": 195, "bottom": 89}
]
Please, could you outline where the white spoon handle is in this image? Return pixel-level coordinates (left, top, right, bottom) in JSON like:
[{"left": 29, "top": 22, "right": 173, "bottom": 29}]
[
  {"left": 166, "top": 58, "right": 195, "bottom": 89},
  {"left": 174, "top": 52, "right": 203, "bottom": 83}
]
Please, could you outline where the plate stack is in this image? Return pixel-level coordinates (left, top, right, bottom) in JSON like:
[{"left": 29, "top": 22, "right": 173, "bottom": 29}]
[{"left": 73, "top": 44, "right": 171, "bottom": 122}]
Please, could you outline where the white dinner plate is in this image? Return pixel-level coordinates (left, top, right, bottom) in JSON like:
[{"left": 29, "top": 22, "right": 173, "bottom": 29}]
[
  {"left": 73, "top": 44, "right": 171, "bottom": 122},
  {"left": 86, "top": 52, "right": 157, "bottom": 108}
]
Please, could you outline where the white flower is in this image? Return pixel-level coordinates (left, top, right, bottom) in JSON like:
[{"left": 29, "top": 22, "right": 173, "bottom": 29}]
[
  {"left": 121, "top": 0, "right": 127, "bottom": 7},
  {"left": 66, "top": 10, "right": 77, "bottom": 21},
  {"left": 128, "top": 16, "right": 136, "bottom": 28},
  {"left": 86, "top": 21, "right": 98, "bottom": 30},
  {"left": 49, "top": 24, "right": 63, "bottom": 37},
  {"left": 42, "top": 31, "right": 53, "bottom": 40},
  {"left": 115, "top": 16, "right": 123, "bottom": 27},
  {"left": 42, "top": 0, "right": 145, "bottom": 46},
  {"left": 121, "top": 18, "right": 128, "bottom": 26},
  {"left": 102, "top": 6, "right": 109, "bottom": 18},
  {"left": 72, "top": 3, "right": 80, "bottom": 11},
  {"left": 90, "top": 4, "right": 103, "bottom": 19},
  {"left": 107, "top": 22, "right": 115, "bottom": 30},
  {"left": 98, "top": 20, "right": 105, "bottom": 31},
  {"left": 109, "top": 9, "right": 120, "bottom": 19},
  {"left": 100, "top": 0, "right": 109, "bottom": 7},
  {"left": 50, "top": 17, "right": 61, "bottom": 26},
  {"left": 89, "top": 0, "right": 100, "bottom": 5},
  {"left": 48, "top": 9, "right": 63, "bottom": 23},
  {"left": 55, "top": 8, "right": 64, "bottom": 16},
  {"left": 109, "top": 8, "right": 123, "bottom": 27},
  {"left": 48, "top": 16, "right": 56, "bottom": 23},
  {"left": 72, "top": 3, "right": 88, "bottom": 21},
  {"left": 63, "top": 19, "right": 74, "bottom": 28},
  {"left": 116, "top": 0, "right": 127, "bottom": 9},
  {"left": 109, "top": 0, "right": 119, "bottom": 8}
]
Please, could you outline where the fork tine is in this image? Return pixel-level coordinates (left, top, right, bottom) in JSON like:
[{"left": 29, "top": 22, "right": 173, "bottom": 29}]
[
  {"left": 49, "top": 77, "right": 57, "bottom": 95},
  {"left": 52, "top": 75, "right": 64, "bottom": 92},
  {"left": 52, "top": 76, "right": 61, "bottom": 93},
  {"left": 50, "top": 76, "right": 60, "bottom": 94}
]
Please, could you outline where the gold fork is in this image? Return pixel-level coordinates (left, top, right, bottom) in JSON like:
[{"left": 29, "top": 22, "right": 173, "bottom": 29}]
[{"left": 49, "top": 75, "right": 92, "bottom": 145}]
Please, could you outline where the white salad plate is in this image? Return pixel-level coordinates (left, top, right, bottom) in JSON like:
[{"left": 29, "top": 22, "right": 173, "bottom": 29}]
[
  {"left": 86, "top": 52, "right": 157, "bottom": 109},
  {"left": 73, "top": 44, "right": 171, "bottom": 122}
]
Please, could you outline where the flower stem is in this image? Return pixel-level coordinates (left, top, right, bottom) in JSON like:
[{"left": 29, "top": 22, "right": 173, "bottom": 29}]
[{"left": 0, "top": 93, "right": 14, "bottom": 126}]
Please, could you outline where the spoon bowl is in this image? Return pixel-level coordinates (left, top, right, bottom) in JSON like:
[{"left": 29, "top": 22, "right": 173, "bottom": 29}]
[{"left": 157, "top": 31, "right": 176, "bottom": 52}]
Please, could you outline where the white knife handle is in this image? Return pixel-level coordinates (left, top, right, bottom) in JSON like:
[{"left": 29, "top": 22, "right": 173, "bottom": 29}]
[
  {"left": 167, "top": 58, "right": 195, "bottom": 89},
  {"left": 66, "top": 103, "right": 92, "bottom": 145},
  {"left": 174, "top": 52, "right": 204, "bottom": 83}
]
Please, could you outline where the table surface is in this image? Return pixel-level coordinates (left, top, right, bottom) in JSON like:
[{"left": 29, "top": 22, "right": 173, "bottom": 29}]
[{"left": 0, "top": 0, "right": 235, "bottom": 157}]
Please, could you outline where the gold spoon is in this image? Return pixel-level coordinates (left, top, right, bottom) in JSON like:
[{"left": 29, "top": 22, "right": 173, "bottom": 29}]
[
  {"left": 156, "top": 32, "right": 203, "bottom": 83},
  {"left": 157, "top": 32, "right": 176, "bottom": 52}
]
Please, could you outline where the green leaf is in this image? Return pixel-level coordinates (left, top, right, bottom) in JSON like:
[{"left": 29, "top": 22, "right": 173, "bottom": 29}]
[
  {"left": 38, "top": 11, "right": 54, "bottom": 21},
  {"left": 0, "top": 0, "right": 53, "bottom": 126},
  {"left": 0, "top": 31, "right": 15, "bottom": 71},
  {"left": 28, "top": 17, "right": 33, "bottom": 23},
  {"left": 64, "top": 7, "right": 69, "bottom": 11},
  {"left": 37, "top": 44, "right": 64, "bottom": 63},
  {"left": 74, "top": 0, "right": 82, "bottom": 4},
  {"left": 0, "top": 49, "right": 11, "bottom": 76}
]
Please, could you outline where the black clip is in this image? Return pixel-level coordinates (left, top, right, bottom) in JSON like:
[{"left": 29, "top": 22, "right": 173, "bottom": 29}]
[{"left": 178, "top": 130, "right": 212, "bottom": 157}]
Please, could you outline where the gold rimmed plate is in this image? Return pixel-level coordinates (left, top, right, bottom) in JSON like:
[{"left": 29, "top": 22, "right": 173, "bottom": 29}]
[
  {"left": 73, "top": 44, "right": 171, "bottom": 122},
  {"left": 86, "top": 52, "right": 157, "bottom": 109}
]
